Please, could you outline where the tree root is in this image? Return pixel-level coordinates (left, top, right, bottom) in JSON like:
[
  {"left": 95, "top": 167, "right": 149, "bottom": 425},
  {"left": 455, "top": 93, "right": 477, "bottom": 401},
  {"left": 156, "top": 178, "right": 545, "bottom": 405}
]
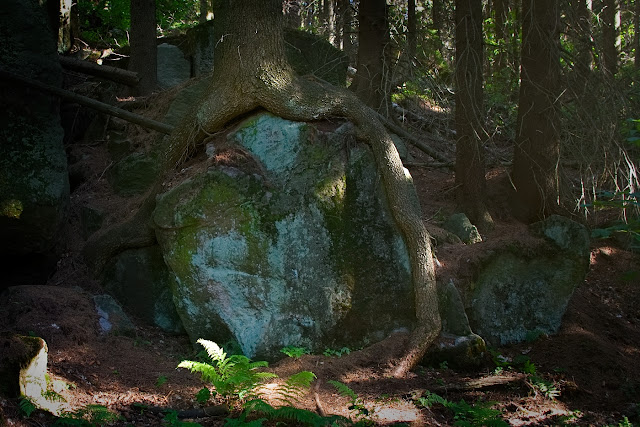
[{"left": 84, "top": 71, "right": 441, "bottom": 374}]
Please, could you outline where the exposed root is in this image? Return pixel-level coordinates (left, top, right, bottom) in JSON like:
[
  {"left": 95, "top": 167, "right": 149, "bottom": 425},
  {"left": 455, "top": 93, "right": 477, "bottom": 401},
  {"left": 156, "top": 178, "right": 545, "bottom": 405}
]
[{"left": 84, "top": 71, "right": 441, "bottom": 373}]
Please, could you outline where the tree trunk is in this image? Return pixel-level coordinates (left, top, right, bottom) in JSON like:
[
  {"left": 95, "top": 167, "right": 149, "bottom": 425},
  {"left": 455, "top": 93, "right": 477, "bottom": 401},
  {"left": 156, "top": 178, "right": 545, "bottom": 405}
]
[
  {"left": 636, "top": 0, "right": 640, "bottom": 68},
  {"left": 602, "top": 0, "right": 618, "bottom": 75},
  {"left": 340, "top": 0, "right": 356, "bottom": 63},
  {"left": 407, "top": 0, "right": 417, "bottom": 61},
  {"left": 351, "top": 0, "right": 390, "bottom": 113},
  {"left": 129, "top": 0, "right": 157, "bottom": 95},
  {"left": 432, "top": 0, "right": 445, "bottom": 58},
  {"left": 199, "top": 0, "right": 209, "bottom": 23},
  {"left": 511, "top": 0, "right": 561, "bottom": 222},
  {"left": 84, "top": 0, "right": 441, "bottom": 375},
  {"left": 493, "top": 0, "right": 507, "bottom": 69},
  {"left": 571, "top": 0, "right": 593, "bottom": 75},
  {"left": 284, "top": 0, "right": 302, "bottom": 29},
  {"left": 455, "top": 0, "right": 494, "bottom": 231}
]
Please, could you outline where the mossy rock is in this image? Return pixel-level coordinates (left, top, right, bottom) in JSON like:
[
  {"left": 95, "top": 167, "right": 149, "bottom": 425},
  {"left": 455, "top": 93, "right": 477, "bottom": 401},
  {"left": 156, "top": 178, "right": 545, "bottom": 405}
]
[
  {"left": 154, "top": 113, "right": 414, "bottom": 360},
  {"left": 0, "top": 333, "right": 46, "bottom": 398}
]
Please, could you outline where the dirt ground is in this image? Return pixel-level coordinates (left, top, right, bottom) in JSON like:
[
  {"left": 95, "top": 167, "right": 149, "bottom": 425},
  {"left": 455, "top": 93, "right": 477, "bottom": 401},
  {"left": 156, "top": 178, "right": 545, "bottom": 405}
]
[{"left": 1, "top": 87, "right": 639, "bottom": 426}]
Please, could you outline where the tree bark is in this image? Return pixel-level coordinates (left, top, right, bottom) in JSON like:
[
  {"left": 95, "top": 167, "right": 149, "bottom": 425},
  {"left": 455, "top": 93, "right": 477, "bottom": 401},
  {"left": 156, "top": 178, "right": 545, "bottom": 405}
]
[
  {"left": 351, "top": 0, "right": 391, "bottom": 113},
  {"left": 455, "top": 0, "right": 494, "bottom": 231},
  {"left": 83, "top": 0, "right": 441, "bottom": 375},
  {"left": 493, "top": 0, "right": 507, "bottom": 69},
  {"left": 511, "top": 0, "right": 561, "bottom": 222},
  {"left": 129, "top": 0, "right": 157, "bottom": 95},
  {"left": 636, "top": 0, "right": 640, "bottom": 68},
  {"left": 407, "top": 0, "right": 417, "bottom": 61},
  {"left": 432, "top": 0, "right": 445, "bottom": 57},
  {"left": 199, "top": 0, "right": 209, "bottom": 23},
  {"left": 571, "top": 0, "right": 593, "bottom": 75},
  {"left": 602, "top": 0, "right": 618, "bottom": 75}
]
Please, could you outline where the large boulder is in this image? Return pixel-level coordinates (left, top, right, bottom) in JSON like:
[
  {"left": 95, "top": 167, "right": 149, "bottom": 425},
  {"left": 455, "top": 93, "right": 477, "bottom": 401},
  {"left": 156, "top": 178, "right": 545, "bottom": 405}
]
[
  {"left": 0, "top": 0, "right": 69, "bottom": 254},
  {"left": 103, "top": 246, "right": 184, "bottom": 334},
  {"left": 465, "top": 215, "right": 591, "bottom": 346},
  {"left": 153, "top": 113, "right": 414, "bottom": 359}
]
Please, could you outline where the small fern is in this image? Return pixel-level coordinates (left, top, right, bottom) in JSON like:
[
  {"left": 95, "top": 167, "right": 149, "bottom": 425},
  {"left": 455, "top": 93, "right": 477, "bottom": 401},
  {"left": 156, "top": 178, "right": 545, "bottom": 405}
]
[
  {"left": 415, "top": 392, "right": 507, "bottom": 427},
  {"left": 274, "top": 371, "right": 317, "bottom": 406},
  {"left": 55, "top": 404, "right": 122, "bottom": 426},
  {"left": 328, "top": 380, "right": 372, "bottom": 423},
  {"left": 19, "top": 397, "right": 37, "bottom": 417},
  {"left": 178, "top": 339, "right": 277, "bottom": 402}
]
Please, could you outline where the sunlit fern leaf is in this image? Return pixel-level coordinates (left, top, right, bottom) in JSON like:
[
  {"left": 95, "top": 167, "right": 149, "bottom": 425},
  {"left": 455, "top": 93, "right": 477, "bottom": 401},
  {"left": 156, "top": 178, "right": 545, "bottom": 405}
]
[
  {"left": 276, "top": 371, "right": 316, "bottom": 406},
  {"left": 197, "top": 339, "right": 226, "bottom": 363},
  {"left": 327, "top": 380, "right": 358, "bottom": 401}
]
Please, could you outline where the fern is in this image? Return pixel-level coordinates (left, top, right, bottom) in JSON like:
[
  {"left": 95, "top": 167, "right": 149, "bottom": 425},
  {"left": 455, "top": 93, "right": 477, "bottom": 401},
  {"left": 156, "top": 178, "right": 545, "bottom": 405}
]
[
  {"left": 19, "top": 397, "right": 37, "bottom": 417},
  {"left": 274, "top": 371, "right": 316, "bottom": 406},
  {"left": 55, "top": 404, "right": 122, "bottom": 426},
  {"left": 178, "top": 339, "right": 277, "bottom": 402},
  {"left": 328, "top": 381, "right": 372, "bottom": 423}
]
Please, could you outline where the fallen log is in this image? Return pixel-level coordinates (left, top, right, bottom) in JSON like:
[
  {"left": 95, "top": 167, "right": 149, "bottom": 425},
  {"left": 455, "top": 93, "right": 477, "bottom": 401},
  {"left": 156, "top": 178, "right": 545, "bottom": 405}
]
[
  {"left": 59, "top": 56, "right": 140, "bottom": 86},
  {"left": 0, "top": 69, "right": 174, "bottom": 135}
]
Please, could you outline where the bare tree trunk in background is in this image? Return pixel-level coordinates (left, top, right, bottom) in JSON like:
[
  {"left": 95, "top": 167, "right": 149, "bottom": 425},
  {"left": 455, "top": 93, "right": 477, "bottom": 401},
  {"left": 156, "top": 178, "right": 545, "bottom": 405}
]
[
  {"left": 407, "top": 0, "right": 417, "bottom": 61},
  {"left": 284, "top": 0, "right": 302, "bottom": 28},
  {"left": 511, "top": 0, "right": 561, "bottom": 222},
  {"left": 340, "top": 0, "right": 356, "bottom": 63},
  {"left": 493, "top": 0, "right": 507, "bottom": 69},
  {"left": 602, "top": 0, "right": 618, "bottom": 75},
  {"left": 455, "top": 0, "right": 494, "bottom": 231},
  {"left": 199, "top": 0, "right": 209, "bottom": 23},
  {"left": 571, "top": 0, "right": 593, "bottom": 76},
  {"left": 352, "top": 0, "right": 390, "bottom": 113},
  {"left": 635, "top": 0, "right": 640, "bottom": 68},
  {"left": 326, "top": 0, "right": 337, "bottom": 46},
  {"left": 129, "top": 0, "right": 157, "bottom": 95},
  {"left": 432, "top": 0, "right": 445, "bottom": 57}
]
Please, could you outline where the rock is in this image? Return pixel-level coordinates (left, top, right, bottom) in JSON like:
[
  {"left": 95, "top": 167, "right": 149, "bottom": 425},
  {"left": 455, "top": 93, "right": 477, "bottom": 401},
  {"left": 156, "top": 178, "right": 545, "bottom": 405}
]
[
  {"left": 390, "top": 134, "right": 411, "bottom": 162},
  {"left": 157, "top": 43, "right": 191, "bottom": 89},
  {"left": 103, "top": 246, "right": 184, "bottom": 334},
  {"left": 0, "top": 0, "right": 70, "bottom": 255},
  {"left": 153, "top": 113, "right": 414, "bottom": 360},
  {"left": 422, "top": 281, "right": 486, "bottom": 370},
  {"left": 108, "top": 152, "right": 160, "bottom": 196},
  {"left": 106, "top": 130, "right": 132, "bottom": 161},
  {"left": 93, "top": 295, "right": 136, "bottom": 336},
  {"left": 186, "top": 21, "right": 216, "bottom": 76},
  {"left": 423, "top": 333, "right": 487, "bottom": 371},
  {"left": 466, "top": 215, "right": 590, "bottom": 346},
  {"left": 80, "top": 204, "right": 105, "bottom": 240},
  {"left": 284, "top": 28, "right": 349, "bottom": 86},
  {"left": 444, "top": 213, "right": 482, "bottom": 244}
]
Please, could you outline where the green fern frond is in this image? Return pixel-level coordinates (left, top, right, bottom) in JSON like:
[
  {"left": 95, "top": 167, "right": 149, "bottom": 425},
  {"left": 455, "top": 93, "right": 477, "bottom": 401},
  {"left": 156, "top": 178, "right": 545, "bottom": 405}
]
[
  {"left": 328, "top": 380, "right": 358, "bottom": 400},
  {"left": 197, "top": 339, "right": 226, "bottom": 363},
  {"left": 19, "top": 397, "right": 37, "bottom": 417}
]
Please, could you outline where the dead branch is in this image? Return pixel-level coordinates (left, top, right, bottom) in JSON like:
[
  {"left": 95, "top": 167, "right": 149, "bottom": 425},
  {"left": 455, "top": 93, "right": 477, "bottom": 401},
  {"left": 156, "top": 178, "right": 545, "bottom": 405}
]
[
  {"left": 59, "top": 56, "right": 141, "bottom": 86},
  {"left": 0, "top": 69, "right": 174, "bottom": 135}
]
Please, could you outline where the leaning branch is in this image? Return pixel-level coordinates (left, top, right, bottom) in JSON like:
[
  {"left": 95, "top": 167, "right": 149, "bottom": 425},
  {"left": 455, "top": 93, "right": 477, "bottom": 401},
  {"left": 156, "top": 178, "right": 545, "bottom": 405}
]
[
  {"left": 378, "top": 113, "right": 452, "bottom": 165},
  {"left": 59, "top": 56, "right": 141, "bottom": 86},
  {"left": 0, "top": 69, "right": 174, "bottom": 135}
]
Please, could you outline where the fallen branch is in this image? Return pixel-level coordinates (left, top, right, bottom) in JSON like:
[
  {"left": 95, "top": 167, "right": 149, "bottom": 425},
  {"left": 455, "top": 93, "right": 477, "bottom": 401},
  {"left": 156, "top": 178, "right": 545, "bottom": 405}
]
[
  {"left": 378, "top": 113, "right": 452, "bottom": 165},
  {"left": 431, "top": 373, "right": 526, "bottom": 392},
  {"left": 132, "top": 403, "right": 229, "bottom": 419},
  {"left": 0, "top": 69, "right": 174, "bottom": 135},
  {"left": 59, "top": 56, "right": 140, "bottom": 86}
]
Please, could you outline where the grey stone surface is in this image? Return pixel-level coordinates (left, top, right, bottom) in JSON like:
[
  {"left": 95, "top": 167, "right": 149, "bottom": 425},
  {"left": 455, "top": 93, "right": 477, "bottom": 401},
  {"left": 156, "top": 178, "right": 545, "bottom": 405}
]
[
  {"left": 153, "top": 113, "right": 415, "bottom": 360},
  {"left": 157, "top": 43, "right": 191, "bottom": 89},
  {"left": 103, "top": 246, "right": 184, "bottom": 334},
  {"left": 467, "top": 216, "right": 590, "bottom": 346},
  {"left": 93, "top": 294, "right": 136, "bottom": 336},
  {"left": 444, "top": 213, "right": 482, "bottom": 244},
  {"left": 108, "top": 152, "right": 160, "bottom": 196},
  {"left": 0, "top": 0, "right": 69, "bottom": 254}
]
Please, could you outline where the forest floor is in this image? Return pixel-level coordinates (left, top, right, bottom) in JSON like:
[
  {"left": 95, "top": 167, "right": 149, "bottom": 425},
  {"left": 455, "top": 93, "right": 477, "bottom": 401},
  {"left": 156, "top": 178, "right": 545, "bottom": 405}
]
[{"left": 1, "top": 84, "right": 640, "bottom": 426}]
